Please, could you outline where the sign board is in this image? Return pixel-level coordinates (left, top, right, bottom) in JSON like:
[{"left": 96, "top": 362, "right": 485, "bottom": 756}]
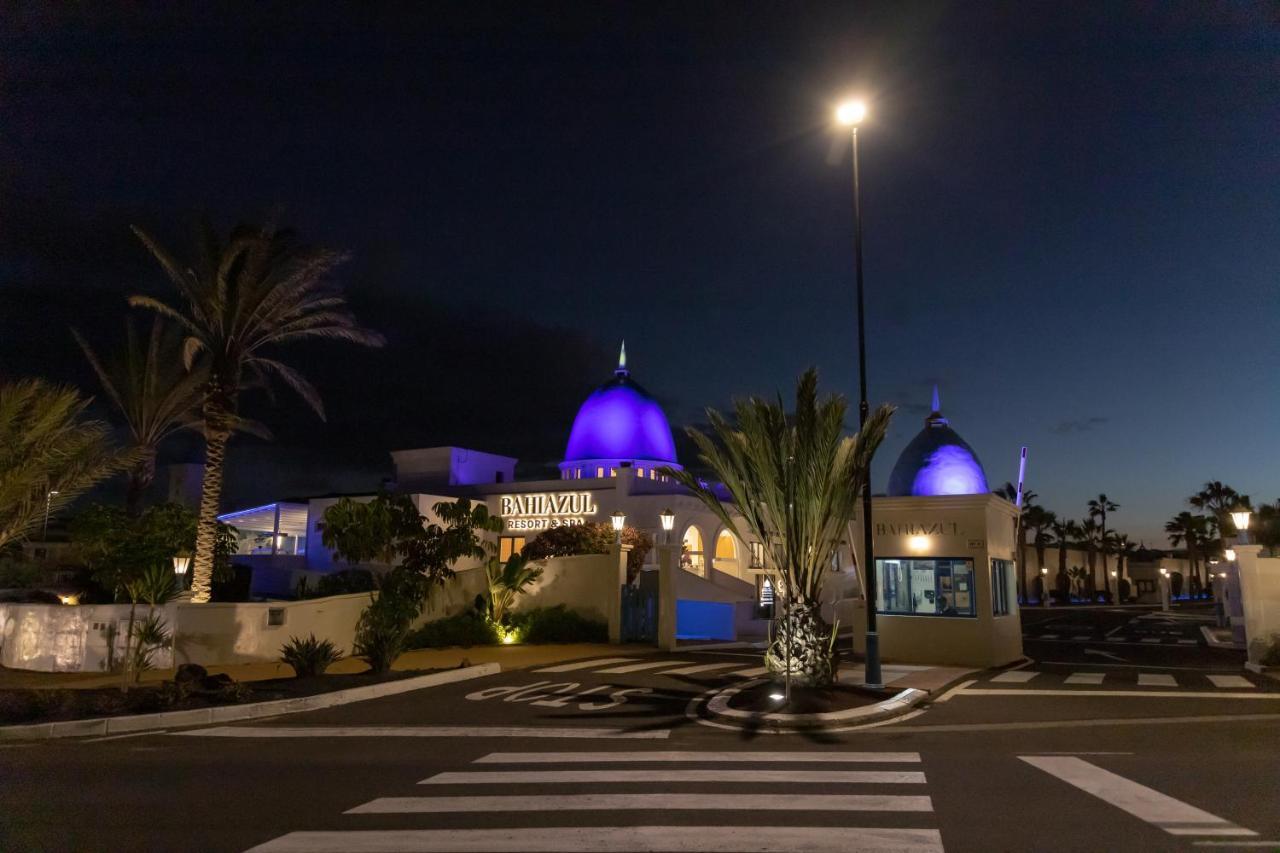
[{"left": 498, "top": 492, "right": 599, "bottom": 531}]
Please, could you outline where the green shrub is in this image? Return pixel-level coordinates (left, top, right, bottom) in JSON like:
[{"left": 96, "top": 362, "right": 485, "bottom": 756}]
[
  {"left": 353, "top": 597, "right": 412, "bottom": 674},
  {"left": 509, "top": 605, "right": 607, "bottom": 644},
  {"left": 408, "top": 610, "right": 499, "bottom": 648},
  {"left": 280, "top": 633, "right": 345, "bottom": 677},
  {"left": 316, "top": 569, "right": 377, "bottom": 598}
]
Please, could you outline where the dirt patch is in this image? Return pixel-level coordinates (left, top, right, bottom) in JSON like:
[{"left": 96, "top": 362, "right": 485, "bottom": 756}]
[{"left": 0, "top": 669, "right": 438, "bottom": 726}]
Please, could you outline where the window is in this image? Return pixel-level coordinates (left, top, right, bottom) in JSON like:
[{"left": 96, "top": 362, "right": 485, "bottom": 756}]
[
  {"left": 749, "top": 541, "right": 765, "bottom": 568},
  {"left": 609, "top": 467, "right": 617, "bottom": 477},
  {"left": 681, "top": 526, "right": 705, "bottom": 574},
  {"left": 596, "top": 466, "right": 605, "bottom": 478},
  {"left": 991, "top": 559, "right": 1014, "bottom": 616},
  {"left": 876, "top": 558, "right": 976, "bottom": 617},
  {"left": 637, "top": 467, "right": 645, "bottom": 478},
  {"left": 499, "top": 536, "right": 526, "bottom": 561},
  {"left": 267, "top": 608, "right": 286, "bottom": 627}
]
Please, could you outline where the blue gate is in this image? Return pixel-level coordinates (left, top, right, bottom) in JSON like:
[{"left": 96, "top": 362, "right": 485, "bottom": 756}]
[{"left": 620, "top": 579, "right": 657, "bottom": 644}]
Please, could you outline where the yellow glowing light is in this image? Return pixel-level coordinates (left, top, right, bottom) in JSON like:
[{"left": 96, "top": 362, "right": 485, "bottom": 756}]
[
  {"left": 58, "top": 594, "right": 79, "bottom": 606},
  {"left": 836, "top": 100, "right": 868, "bottom": 126},
  {"left": 907, "top": 535, "right": 929, "bottom": 553},
  {"left": 1225, "top": 548, "right": 1237, "bottom": 562},
  {"left": 501, "top": 633, "right": 515, "bottom": 645}
]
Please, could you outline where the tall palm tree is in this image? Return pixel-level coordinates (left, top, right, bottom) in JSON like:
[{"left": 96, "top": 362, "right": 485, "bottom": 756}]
[
  {"left": 1165, "top": 511, "right": 1209, "bottom": 591},
  {"left": 130, "top": 221, "right": 384, "bottom": 602},
  {"left": 0, "top": 380, "right": 137, "bottom": 549},
  {"left": 1190, "top": 482, "right": 1247, "bottom": 570},
  {"left": 1114, "top": 533, "right": 1137, "bottom": 600},
  {"left": 73, "top": 317, "right": 208, "bottom": 516},
  {"left": 993, "top": 482, "right": 1036, "bottom": 602},
  {"left": 662, "top": 369, "right": 893, "bottom": 687},
  {"left": 1087, "top": 494, "right": 1119, "bottom": 600},
  {"left": 1051, "top": 518, "right": 1078, "bottom": 598},
  {"left": 1079, "top": 517, "right": 1101, "bottom": 597},
  {"left": 1023, "top": 505, "right": 1056, "bottom": 583}
]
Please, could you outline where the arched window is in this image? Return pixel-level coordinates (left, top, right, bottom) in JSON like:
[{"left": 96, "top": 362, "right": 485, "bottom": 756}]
[
  {"left": 714, "top": 529, "right": 741, "bottom": 577},
  {"left": 681, "top": 526, "right": 705, "bottom": 575}
]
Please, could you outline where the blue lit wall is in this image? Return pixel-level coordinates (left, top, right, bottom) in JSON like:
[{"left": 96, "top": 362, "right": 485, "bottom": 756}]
[{"left": 675, "top": 599, "right": 736, "bottom": 641}]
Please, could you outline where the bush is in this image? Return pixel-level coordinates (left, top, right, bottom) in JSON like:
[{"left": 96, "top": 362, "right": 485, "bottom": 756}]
[
  {"left": 509, "top": 605, "right": 607, "bottom": 644},
  {"left": 523, "top": 522, "right": 652, "bottom": 577},
  {"left": 408, "top": 610, "right": 499, "bottom": 648},
  {"left": 316, "top": 569, "right": 378, "bottom": 598},
  {"left": 280, "top": 633, "right": 345, "bottom": 677},
  {"left": 353, "top": 597, "right": 412, "bottom": 674}
]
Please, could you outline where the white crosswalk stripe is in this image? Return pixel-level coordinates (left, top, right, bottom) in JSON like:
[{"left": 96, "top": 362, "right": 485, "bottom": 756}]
[
  {"left": 529, "top": 656, "right": 782, "bottom": 680},
  {"left": 594, "top": 659, "right": 697, "bottom": 674},
  {"left": 1138, "top": 673, "right": 1178, "bottom": 687},
  {"left": 1206, "top": 675, "right": 1254, "bottom": 689},
  {"left": 990, "top": 670, "right": 1038, "bottom": 683},
  {"left": 244, "top": 748, "right": 944, "bottom": 852},
  {"left": 1063, "top": 672, "right": 1105, "bottom": 685},
  {"left": 657, "top": 662, "right": 744, "bottom": 676},
  {"left": 532, "top": 657, "right": 638, "bottom": 673}
]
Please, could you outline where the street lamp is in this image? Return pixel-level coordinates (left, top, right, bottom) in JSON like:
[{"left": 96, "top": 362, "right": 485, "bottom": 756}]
[
  {"left": 173, "top": 553, "right": 192, "bottom": 591},
  {"left": 42, "top": 489, "right": 60, "bottom": 540},
  {"left": 659, "top": 508, "right": 675, "bottom": 545},
  {"left": 1040, "top": 567, "right": 1049, "bottom": 608},
  {"left": 1230, "top": 508, "right": 1252, "bottom": 545},
  {"left": 836, "top": 96, "right": 882, "bottom": 688},
  {"left": 611, "top": 510, "right": 626, "bottom": 544}
]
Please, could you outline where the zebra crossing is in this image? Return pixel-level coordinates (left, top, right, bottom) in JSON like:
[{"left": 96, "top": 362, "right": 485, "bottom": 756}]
[
  {"left": 982, "top": 669, "right": 1267, "bottom": 691},
  {"left": 531, "top": 656, "right": 926, "bottom": 686},
  {"left": 243, "top": 749, "right": 945, "bottom": 852}
]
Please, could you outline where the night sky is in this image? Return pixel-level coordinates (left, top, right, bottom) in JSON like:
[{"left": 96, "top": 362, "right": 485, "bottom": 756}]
[{"left": 2, "top": 3, "right": 1277, "bottom": 545}]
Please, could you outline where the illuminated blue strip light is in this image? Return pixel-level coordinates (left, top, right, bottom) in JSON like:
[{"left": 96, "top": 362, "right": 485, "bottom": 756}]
[{"left": 217, "top": 503, "right": 281, "bottom": 522}]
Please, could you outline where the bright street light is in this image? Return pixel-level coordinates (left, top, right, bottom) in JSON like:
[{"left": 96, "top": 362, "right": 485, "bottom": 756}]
[
  {"left": 659, "top": 508, "right": 675, "bottom": 544},
  {"left": 836, "top": 100, "right": 868, "bottom": 126},
  {"left": 1230, "top": 508, "right": 1251, "bottom": 532},
  {"left": 611, "top": 510, "right": 626, "bottom": 543},
  {"left": 1225, "top": 548, "right": 1237, "bottom": 562}
]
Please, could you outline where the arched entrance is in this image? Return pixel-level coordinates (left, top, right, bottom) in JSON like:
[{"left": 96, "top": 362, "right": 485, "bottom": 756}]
[
  {"left": 681, "top": 525, "right": 705, "bottom": 576},
  {"left": 713, "top": 528, "right": 740, "bottom": 577}
]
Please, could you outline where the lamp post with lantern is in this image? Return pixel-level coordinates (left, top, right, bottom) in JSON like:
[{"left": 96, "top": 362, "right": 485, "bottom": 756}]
[
  {"left": 611, "top": 510, "right": 626, "bottom": 544},
  {"left": 659, "top": 508, "right": 675, "bottom": 545}
]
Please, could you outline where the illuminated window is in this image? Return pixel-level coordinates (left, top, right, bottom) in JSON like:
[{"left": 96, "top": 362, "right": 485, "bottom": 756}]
[
  {"left": 875, "top": 558, "right": 976, "bottom": 618},
  {"left": 499, "top": 537, "right": 526, "bottom": 561},
  {"left": 681, "top": 526, "right": 705, "bottom": 575},
  {"left": 637, "top": 467, "right": 645, "bottom": 478},
  {"left": 749, "top": 541, "right": 765, "bottom": 568},
  {"left": 609, "top": 467, "right": 617, "bottom": 477},
  {"left": 596, "top": 466, "right": 605, "bottom": 478}
]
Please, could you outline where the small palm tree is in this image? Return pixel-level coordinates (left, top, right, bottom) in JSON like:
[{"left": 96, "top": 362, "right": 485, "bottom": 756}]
[
  {"left": 0, "top": 380, "right": 137, "bottom": 549},
  {"left": 1078, "top": 518, "right": 1101, "bottom": 597},
  {"left": 1050, "top": 518, "right": 1079, "bottom": 598},
  {"left": 130, "top": 221, "right": 384, "bottom": 602},
  {"left": 662, "top": 369, "right": 893, "bottom": 687},
  {"left": 486, "top": 552, "right": 544, "bottom": 624},
  {"left": 1087, "top": 494, "right": 1119, "bottom": 599},
  {"left": 73, "top": 318, "right": 208, "bottom": 515}
]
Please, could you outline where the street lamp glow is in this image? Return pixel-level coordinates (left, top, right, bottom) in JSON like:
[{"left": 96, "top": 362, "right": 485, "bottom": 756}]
[
  {"left": 659, "top": 508, "right": 675, "bottom": 533},
  {"left": 611, "top": 510, "right": 626, "bottom": 532},
  {"left": 172, "top": 555, "right": 191, "bottom": 576},
  {"left": 836, "top": 100, "right": 868, "bottom": 126},
  {"left": 1230, "top": 509, "right": 1251, "bottom": 532},
  {"left": 1225, "top": 548, "right": 1237, "bottom": 562},
  {"left": 1040, "top": 567, "right": 1048, "bottom": 575}
]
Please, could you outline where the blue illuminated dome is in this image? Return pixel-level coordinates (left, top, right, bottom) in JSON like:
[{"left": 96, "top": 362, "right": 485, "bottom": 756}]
[
  {"left": 887, "top": 387, "right": 989, "bottom": 497},
  {"left": 560, "top": 343, "right": 681, "bottom": 478}
]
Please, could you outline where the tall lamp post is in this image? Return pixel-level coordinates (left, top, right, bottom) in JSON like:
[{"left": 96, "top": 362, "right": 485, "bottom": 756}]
[
  {"left": 42, "top": 489, "right": 60, "bottom": 540},
  {"left": 659, "top": 508, "right": 675, "bottom": 545},
  {"left": 837, "top": 98, "right": 883, "bottom": 689},
  {"left": 611, "top": 510, "right": 626, "bottom": 545}
]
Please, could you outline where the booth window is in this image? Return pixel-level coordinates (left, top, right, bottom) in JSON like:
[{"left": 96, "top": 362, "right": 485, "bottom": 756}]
[
  {"left": 991, "top": 559, "right": 1013, "bottom": 615},
  {"left": 749, "top": 541, "right": 765, "bottom": 569},
  {"left": 876, "top": 558, "right": 976, "bottom": 617}
]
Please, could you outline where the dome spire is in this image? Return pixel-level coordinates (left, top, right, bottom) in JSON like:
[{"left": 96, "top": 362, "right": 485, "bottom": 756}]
[
  {"left": 615, "top": 340, "right": 629, "bottom": 376},
  {"left": 931, "top": 384, "right": 941, "bottom": 415},
  {"left": 927, "top": 384, "right": 948, "bottom": 427}
]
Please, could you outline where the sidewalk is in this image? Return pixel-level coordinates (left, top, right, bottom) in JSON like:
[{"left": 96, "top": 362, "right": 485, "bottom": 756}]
[{"left": 0, "top": 643, "right": 641, "bottom": 691}]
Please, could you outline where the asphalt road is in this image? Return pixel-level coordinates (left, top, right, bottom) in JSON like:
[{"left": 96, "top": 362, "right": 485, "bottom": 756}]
[{"left": 5, "top": 636, "right": 1278, "bottom": 853}]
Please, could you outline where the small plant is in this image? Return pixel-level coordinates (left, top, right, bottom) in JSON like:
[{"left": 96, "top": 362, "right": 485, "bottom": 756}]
[
  {"left": 486, "top": 553, "right": 544, "bottom": 623},
  {"left": 280, "top": 633, "right": 345, "bottom": 677},
  {"left": 353, "top": 597, "right": 411, "bottom": 674},
  {"left": 129, "top": 612, "right": 172, "bottom": 681},
  {"left": 508, "top": 605, "right": 607, "bottom": 644}
]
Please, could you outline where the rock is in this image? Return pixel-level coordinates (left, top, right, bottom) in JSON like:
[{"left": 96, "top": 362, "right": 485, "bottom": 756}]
[{"left": 174, "top": 663, "right": 208, "bottom": 684}]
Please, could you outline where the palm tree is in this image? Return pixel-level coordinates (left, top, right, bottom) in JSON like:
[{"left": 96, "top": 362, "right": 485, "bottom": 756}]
[
  {"left": 1023, "top": 505, "right": 1056, "bottom": 599},
  {"left": 993, "top": 482, "right": 1036, "bottom": 602},
  {"left": 1166, "top": 511, "right": 1209, "bottom": 592},
  {"left": 1191, "top": 483, "right": 1248, "bottom": 577},
  {"left": 0, "top": 380, "right": 137, "bottom": 549},
  {"left": 1051, "top": 518, "right": 1078, "bottom": 599},
  {"left": 1087, "top": 494, "right": 1119, "bottom": 600},
  {"left": 662, "top": 369, "right": 893, "bottom": 687},
  {"left": 73, "top": 318, "right": 208, "bottom": 516},
  {"left": 1114, "top": 534, "right": 1137, "bottom": 600},
  {"left": 130, "top": 221, "right": 385, "bottom": 602},
  {"left": 1079, "top": 518, "right": 1101, "bottom": 597}
]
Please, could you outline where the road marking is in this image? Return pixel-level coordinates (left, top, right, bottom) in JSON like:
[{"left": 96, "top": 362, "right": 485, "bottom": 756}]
[
  {"left": 730, "top": 665, "right": 770, "bottom": 678},
  {"left": 348, "top": 793, "right": 935, "bottom": 813},
  {"left": 171, "top": 726, "right": 670, "bottom": 739},
  {"left": 594, "top": 660, "right": 690, "bottom": 674},
  {"left": 1138, "top": 673, "right": 1178, "bottom": 687},
  {"left": 533, "top": 658, "right": 637, "bottom": 673},
  {"left": 1071, "top": 635, "right": 1092, "bottom": 641},
  {"left": 960, "top": 689, "right": 1280, "bottom": 700},
  {"left": 1064, "top": 673, "right": 1105, "bottom": 685},
  {"left": 1084, "top": 648, "right": 1127, "bottom": 662},
  {"left": 1039, "top": 633, "right": 1060, "bottom": 639},
  {"left": 83, "top": 731, "right": 165, "bottom": 742},
  {"left": 419, "top": 769, "right": 927, "bottom": 785},
  {"left": 474, "top": 751, "right": 921, "bottom": 763},
  {"left": 1141, "top": 637, "right": 1161, "bottom": 643},
  {"left": 874, "top": 712, "right": 1280, "bottom": 733},
  {"left": 1193, "top": 841, "right": 1280, "bottom": 847},
  {"left": 1043, "top": 660, "right": 1244, "bottom": 672},
  {"left": 1178, "top": 639, "right": 1199, "bottom": 645},
  {"left": 244, "top": 826, "right": 945, "bottom": 853},
  {"left": 657, "top": 662, "right": 744, "bottom": 676},
  {"left": 1206, "top": 675, "right": 1254, "bottom": 689},
  {"left": 932, "top": 679, "right": 975, "bottom": 703},
  {"left": 990, "top": 670, "right": 1038, "bottom": 683},
  {"left": 1020, "top": 756, "right": 1257, "bottom": 837}
]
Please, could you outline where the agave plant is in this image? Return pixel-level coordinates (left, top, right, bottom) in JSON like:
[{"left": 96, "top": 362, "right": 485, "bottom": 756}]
[
  {"left": 280, "top": 633, "right": 345, "bottom": 677},
  {"left": 663, "top": 369, "right": 892, "bottom": 687}
]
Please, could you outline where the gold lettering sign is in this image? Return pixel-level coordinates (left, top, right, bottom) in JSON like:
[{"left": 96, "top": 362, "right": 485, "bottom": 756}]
[
  {"left": 498, "top": 492, "right": 599, "bottom": 531},
  {"left": 874, "top": 521, "right": 962, "bottom": 537}
]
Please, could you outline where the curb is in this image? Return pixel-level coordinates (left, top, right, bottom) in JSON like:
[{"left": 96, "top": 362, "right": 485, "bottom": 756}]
[
  {"left": 0, "top": 663, "right": 501, "bottom": 742},
  {"left": 697, "top": 679, "right": 928, "bottom": 732}
]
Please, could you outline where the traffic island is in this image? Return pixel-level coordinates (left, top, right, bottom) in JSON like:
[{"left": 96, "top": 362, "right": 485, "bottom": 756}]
[{"left": 693, "top": 678, "right": 928, "bottom": 733}]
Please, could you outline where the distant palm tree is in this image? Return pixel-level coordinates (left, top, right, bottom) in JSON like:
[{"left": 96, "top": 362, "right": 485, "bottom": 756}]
[
  {"left": 663, "top": 369, "right": 893, "bottom": 687},
  {"left": 130, "top": 221, "right": 384, "bottom": 602},
  {"left": 993, "top": 482, "right": 1036, "bottom": 602},
  {"left": 1165, "top": 511, "right": 1210, "bottom": 591},
  {"left": 1022, "top": 505, "right": 1056, "bottom": 599},
  {"left": 1190, "top": 482, "right": 1248, "bottom": 571},
  {"left": 1051, "top": 518, "right": 1079, "bottom": 599},
  {"left": 1114, "top": 534, "right": 1137, "bottom": 600},
  {"left": 1087, "top": 494, "right": 1119, "bottom": 599},
  {"left": 73, "top": 318, "right": 208, "bottom": 515},
  {"left": 0, "top": 380, "right": 137, "bottom": 549},
  {"left": 1079, "top": 518, "right": 1101, "bottom": 597}
]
